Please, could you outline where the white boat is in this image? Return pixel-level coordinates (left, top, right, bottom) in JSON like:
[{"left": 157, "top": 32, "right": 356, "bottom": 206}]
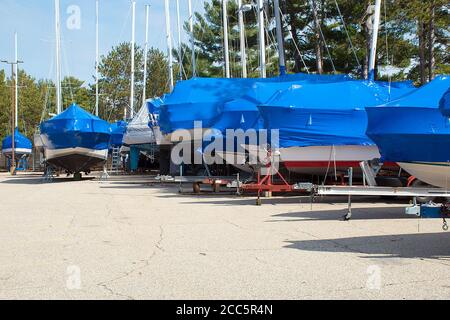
[
  {"left": 398, "top": 162, "right": 450, "bottom": 189},
  {"left": 122, "top": 103, "right": 156, "bottom": 146}
]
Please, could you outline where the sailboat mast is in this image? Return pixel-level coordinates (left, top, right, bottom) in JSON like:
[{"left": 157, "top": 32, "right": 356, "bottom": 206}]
[
  {"left": 188, "top": 0, "right": 196, "bottom": 77},
  {"left": 368, "top": 0, "right": 381, "bottom": 81},
  {"left": 176, "top": 0, "right": 183, "bottom": 80},
  {"left": 142, "top": 4, "right": 150, "bottom": 105},
  {"left": 164, "top": 0, "right": 174, "bottom": 91},
  {"left": 222, "top": 0, "right": 230, "bottom": 78},
  {"left": 14, "top": 32, "right": 18, "bottom": 126},
  {"left": 257, "top": 0, "right": 266, "bottom": 78},
  {"left": 129, "top": 0, "right": 136, "bottom": 119},
  {"left": 238, "top": 0, "right": 247, "bottom": 78},
  {"left": 274, "top": 0, "right": 286, "bottom": 76},
  {"left": 54, "top": 0, "right": 62, "bottom": 114},
  {"left": 95, "top": 0, "right": 99, "bottom": 117}
]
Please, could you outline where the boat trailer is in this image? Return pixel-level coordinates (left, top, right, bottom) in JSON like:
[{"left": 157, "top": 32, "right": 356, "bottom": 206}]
[{"left": 233, "top": 165, "right": 450, "bottom": 230}]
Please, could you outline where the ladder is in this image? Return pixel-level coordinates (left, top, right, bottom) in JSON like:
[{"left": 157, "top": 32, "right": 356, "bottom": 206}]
[
  {"left": 141, "top": 143, "right": 157, "bottom": 163},
  {"left": 110, "top": 147, "right": 121, "bottom": 175}
]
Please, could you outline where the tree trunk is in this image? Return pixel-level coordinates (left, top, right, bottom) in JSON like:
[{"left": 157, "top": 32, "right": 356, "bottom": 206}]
[
  {"left": 418, "top": 20, "right": 427, "bottom": 85},
  {"left": 428, "top": 2, "right": 435, "bottom": 82},
  {"left": 311, "top": 0, "right": 323, "bottom": 74}
]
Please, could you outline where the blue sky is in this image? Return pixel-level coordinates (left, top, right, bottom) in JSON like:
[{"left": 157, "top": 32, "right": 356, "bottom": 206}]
[{"left": 0, "top": 0, "right": 205, "bottom": 85}]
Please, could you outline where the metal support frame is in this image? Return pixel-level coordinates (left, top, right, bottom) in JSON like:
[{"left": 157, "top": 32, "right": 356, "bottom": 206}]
[
  {"left": 239, "top": 150, "right": 294, "bottom": 205},
  {"left": 344, "top": 167, "right": 353, "bottom": 220}
]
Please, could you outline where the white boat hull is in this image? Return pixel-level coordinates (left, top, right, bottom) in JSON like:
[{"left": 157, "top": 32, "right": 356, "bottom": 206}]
[
  {"left": 219, "top": 145, "right": 383, "bottom": 175},
  {"left": 398, "top": 162, "right": 450, "bottom": 189},
  {"left": 216, "top": 150, "right": 255, "bottom": 173},
  {"left": 45, "top": 147, "right": 108, "bottom": 161},
  {"left": 2, "top": 148, "right": 32, "bottom": 156},
  {"left": 279, "top": 145, "right": 382, "bottom": 174},
  {"left": 122, "top": 128, "right": 156, "bottom": 146},
  {"left": 45, "top": 147, "right": 108, "bottom": 173}
]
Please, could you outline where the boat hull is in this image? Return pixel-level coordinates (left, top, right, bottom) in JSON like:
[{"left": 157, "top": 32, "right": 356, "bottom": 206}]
[
  {"left": 40, "top": 130, "right": 110, "bottom": 173},
  {"left": 366, "top": 106, "right": 450, "bottom": 163},
  {"left": 2, "top": 148, "right": 32, "bottom": 157},
  {"left": 45, "top": 147, "right": 108, "bottom": 173},
  {"left": 122, "top": 129, "right": 155, "bottom": 146},
  {"left": 280, "top": 145, "right": 382, "bottom": 175},
  {"left": 235, "top": 144, "right": 384, "bottom": 175},
  {"left": 216, "top": 150, "right": 255, "bottom": 173},
  {"left": 399, "top": 162, "right": 450, "bottom": 189}
]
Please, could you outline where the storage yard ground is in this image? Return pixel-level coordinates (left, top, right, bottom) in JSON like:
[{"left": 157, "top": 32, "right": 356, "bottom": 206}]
[{"left": 1, "top": 172, "right": 450, "bottom": 300}]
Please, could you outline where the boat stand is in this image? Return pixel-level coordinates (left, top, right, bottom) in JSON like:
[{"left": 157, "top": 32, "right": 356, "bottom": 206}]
[
  {"left": 239, "top": 167, "right": 294, "bottom": 206},
  {"left": 42, "top": 165, "right": 56, "bottom": 183}
]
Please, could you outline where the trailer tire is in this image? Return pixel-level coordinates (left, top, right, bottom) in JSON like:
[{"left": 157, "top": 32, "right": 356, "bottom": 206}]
[{"left": 376, "top": 177, "right": 403, "bottom": 200}]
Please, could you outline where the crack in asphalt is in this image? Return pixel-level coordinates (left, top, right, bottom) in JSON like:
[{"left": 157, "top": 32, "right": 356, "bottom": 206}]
[
  {"left": 98, "top": 283, "right": 135, "bottom": 300},
  {"left": 96, "top": 225, "right": 165, "bottom": 298}
]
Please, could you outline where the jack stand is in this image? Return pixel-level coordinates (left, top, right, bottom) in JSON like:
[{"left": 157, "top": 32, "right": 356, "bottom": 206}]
[
  {"left": 256, "top": 195, "right": 262, "bottom": 206},
  {"left": 42, "top": 165, "right": 55, "bottom": 183},
  {"left": 240, "top": 149, "right": 293, "bottom": 204},
  {"left": 99, "top": 165, "right": 110, "bottom": 182},
  {"left": 443, "top": 218, "right": 448, "bottom": 231},
  {"left": 235, "top": 173, "right": 242, "bottom": 196},
  {"left": 179, "top": 165, "right": 183, "bottom": 194},
  {"left": 343, "top": 167, "right": 353, "bottom": 221}
]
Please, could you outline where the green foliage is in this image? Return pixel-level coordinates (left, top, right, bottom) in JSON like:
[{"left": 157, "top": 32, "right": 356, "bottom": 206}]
[
  {"left": 0, "top": 70, "right": 11, "bottom": 140},
  {"left": 97, "top": 43, "right": 169, "bottom": 122},
  {"left": 185, "top": 0, "right": 448, "bottom": 82},
  {"left": 0, "top": 0, "right": 448, "bottom": 144},
  {"left": 61, "top": 76, "right": 92, "bottom": 112}
]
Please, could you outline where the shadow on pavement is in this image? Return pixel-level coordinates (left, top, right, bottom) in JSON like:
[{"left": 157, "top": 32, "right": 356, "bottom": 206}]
[
  {"left": 271, "top": 206, "right": 410, "bottom": 222},
  {"left": 284, "top": 232, "right": 450, "bottom": 260}
]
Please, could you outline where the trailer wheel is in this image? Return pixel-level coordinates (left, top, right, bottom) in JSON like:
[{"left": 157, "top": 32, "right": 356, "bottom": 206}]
[
  {"left": 376, "top": 176, "right": 404, "bottom": 187},
  {"left": 376, "top": 176, "right": 404, "bottom": 200}
]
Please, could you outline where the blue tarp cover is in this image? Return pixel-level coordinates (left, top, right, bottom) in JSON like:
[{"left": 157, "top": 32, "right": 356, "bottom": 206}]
[
  {"left": 147, "top": 96, "right": 165, "bottom": 116},
  {"left": 259, "top": 80, "right": 415, "bottom": 148},
  {"left": 2, "top": 128, "right": 32, "bottom": 153},
  {"left": 158, "top": 73, "right": 352, "bottom": 134},
  {"left": 109, "top": 120, "right": 127, "bottom": 147},
  {"left": 40, "top": 103, "right": 111, "bottom": 150},
  {"left": 439, "top": 88, "right": 450, "bottom": 117},
  {"left": 366, "top": 76, "right": 450, "bottom": 162}
]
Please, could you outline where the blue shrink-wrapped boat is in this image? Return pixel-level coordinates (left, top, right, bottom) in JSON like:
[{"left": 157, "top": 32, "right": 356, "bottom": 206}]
[
  {"left": 258, "top": 80, "right": 415, "bottom": 175},
  {"left": 366, "top": 76, "right": 450, "bottom": 188},
  {"left": 40, "top": 103, "right": 111, "bottom": 174},
  {"left": 2, "top": 128, "right": 32, "bottom": 157},
  {"left": 158, "top": 74, "right": 351, "bottom": 139},
  {"left": 439, "top": 87, "right": 450, "bottom": 118},
  {"left": 109, "top": 120, "right": 127, "bottom": 148}
]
